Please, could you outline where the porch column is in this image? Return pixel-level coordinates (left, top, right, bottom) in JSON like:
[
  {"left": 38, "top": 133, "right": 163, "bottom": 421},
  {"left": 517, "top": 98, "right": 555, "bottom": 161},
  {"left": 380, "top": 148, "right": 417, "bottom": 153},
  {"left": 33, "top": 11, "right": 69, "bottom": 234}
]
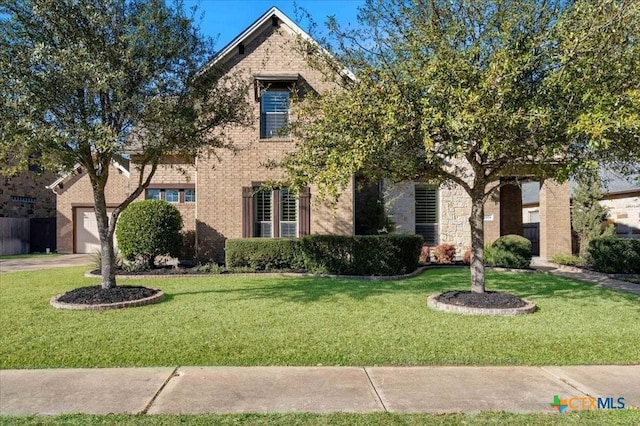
[
  {"left": 539, "top": 179, "right": 571, "bottom": 259},
  {"left": 484, "top": 192, "right": 500, "bottom": 244},
  {"left": 500, "top": 183, "right": 523, "bottom": 236}
]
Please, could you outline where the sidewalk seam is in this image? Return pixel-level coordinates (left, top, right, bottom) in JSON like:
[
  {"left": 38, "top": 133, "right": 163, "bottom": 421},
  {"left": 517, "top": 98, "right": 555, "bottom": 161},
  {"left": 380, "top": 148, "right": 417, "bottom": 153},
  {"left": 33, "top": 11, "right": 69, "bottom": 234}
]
[
  {"left": 538, "top": 367, "right": 592, "bottom": 398},
  {"left": 363, "top": 367, "right": 387, "bottom": 412},
  {"left": 141, "top": 366, "right": 179, "bottom": 414}
]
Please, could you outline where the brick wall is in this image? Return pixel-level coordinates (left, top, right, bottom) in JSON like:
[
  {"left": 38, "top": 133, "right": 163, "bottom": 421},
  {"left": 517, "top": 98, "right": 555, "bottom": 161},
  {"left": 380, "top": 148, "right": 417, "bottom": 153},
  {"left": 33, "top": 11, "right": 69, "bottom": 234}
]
[
  {"left": 1, "top": 170, "right": 56, "bottom": 219},
  {"left": 55, "top": 159, "right": 195, "bottom": 253},
  {"left": 195, "top": 23, "right": 353, "bottom": 262}
]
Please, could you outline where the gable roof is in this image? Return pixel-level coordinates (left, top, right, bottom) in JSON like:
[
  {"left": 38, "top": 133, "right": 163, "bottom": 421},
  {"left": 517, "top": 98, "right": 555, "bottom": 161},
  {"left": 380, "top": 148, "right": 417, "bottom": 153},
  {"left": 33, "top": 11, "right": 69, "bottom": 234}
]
[
  {"left": 46, "top": 156, "right": 130, "bottom": 192},
  {"left": 207, "top": 7, "right": 315, "bottom": 68}
]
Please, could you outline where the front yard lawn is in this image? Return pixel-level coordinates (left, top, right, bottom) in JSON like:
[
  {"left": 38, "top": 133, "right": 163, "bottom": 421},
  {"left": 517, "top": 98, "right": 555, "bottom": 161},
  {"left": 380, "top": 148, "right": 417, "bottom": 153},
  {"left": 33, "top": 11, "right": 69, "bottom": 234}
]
[{"left": 1, "top": 267, "right": 638, "bottom": 368}]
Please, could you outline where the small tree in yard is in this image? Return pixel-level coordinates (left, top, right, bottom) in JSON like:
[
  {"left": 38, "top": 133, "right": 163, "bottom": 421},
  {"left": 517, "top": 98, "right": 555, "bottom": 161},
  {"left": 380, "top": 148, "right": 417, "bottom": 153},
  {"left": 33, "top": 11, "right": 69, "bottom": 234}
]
[
  {"left": 283, "top": 0, "right": 640, "bottom": 293},
  {"left": 571, "top": 172, "right": 613, "bottom": 259},
  {"left": 116, "top": 200, "right": 183, "bottom": 269},
  {"left": 0, "top": 0, "right": 252, "bottom": 289}
]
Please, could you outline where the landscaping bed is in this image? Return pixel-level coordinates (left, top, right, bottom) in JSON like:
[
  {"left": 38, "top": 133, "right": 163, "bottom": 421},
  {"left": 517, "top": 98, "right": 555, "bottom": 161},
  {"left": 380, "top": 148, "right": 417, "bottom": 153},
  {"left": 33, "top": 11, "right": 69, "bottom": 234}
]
[
  {"left": 56, "top": 285, "right": 159, "bottom": 304},
  {"left": 435, "top": 291, "right": 527, "bottom": 309}
]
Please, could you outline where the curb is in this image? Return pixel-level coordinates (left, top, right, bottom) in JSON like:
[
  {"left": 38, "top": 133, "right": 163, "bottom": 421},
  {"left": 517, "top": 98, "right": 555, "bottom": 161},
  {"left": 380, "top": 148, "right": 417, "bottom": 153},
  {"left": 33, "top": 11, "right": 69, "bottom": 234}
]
[{"left": 84, "top": 266, "right": 431, "bottom": 281}]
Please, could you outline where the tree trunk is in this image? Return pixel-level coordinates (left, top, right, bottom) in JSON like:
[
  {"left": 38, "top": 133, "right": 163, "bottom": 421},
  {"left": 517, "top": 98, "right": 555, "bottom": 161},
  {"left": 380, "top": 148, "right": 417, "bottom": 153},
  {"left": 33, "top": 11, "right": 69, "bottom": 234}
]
[
  {"left": 92, "top": 182, "right": 117, "bottom": 289},
  {"left": 469, "top": 194, "right": 486, "bottom": 293}
]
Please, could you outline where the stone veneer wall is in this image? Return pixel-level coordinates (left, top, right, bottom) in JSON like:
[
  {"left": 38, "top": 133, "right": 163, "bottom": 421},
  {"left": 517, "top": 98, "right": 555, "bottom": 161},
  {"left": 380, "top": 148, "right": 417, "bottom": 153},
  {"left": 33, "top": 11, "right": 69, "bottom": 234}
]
[
  {"left": 439, "top": 183, "right": 472, "bottom": 253},
  {"left": 1, "top": 170, "right": 56, "bottom": 219},
  {"left": 384, "top": 180, "right": 472, "bottom": 256}
]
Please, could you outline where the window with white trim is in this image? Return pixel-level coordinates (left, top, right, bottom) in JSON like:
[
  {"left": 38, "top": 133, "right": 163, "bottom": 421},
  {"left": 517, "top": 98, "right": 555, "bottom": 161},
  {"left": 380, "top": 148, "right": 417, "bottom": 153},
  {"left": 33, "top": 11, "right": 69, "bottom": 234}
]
[
  {"left": 185, "top": 189, "right": 196, "bottom": 203},
  {"left": 254, "top": 188, "right": 273, "bottom": 237},
  {"left": 243, "top": 186, "right": 310, "bottom": 239},
  {"left": 279, "top": 188, "right": 298, "bottom": 238},
  {"left": 260, "top": 89, "right": 290, "bottom": 138},
  {"left": 415, "top": 185, "right": 439, "bottom": 246},
  {"left": 165, "top": 189, "right": 179, "bottom": 203},
  {"left": 146, "top": 189, "right": 161, "bottom": 200}
]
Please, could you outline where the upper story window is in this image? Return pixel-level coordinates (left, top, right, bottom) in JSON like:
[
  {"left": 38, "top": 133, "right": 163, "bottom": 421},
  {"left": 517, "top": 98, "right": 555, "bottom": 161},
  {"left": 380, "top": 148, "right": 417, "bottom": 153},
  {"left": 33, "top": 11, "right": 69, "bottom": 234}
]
[
  {"left": 185, "top": 189, "right": 196, "bottom": 203},
  {"left": 260, "top": 89, "right": 290, "bottom": 139}
]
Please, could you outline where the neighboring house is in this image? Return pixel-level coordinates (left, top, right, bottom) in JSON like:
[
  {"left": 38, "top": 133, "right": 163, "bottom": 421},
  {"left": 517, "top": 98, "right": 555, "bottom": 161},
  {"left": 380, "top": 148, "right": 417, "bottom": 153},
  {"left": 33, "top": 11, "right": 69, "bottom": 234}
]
[
  {"left": 522, "top": 172, "right": 640, "bottom": 250},
  {"left": 0, "top": 160, "right": 57, "bottom": 255},
  {"left": 48, "top": 7, "right": 573, "bottom": 262}
]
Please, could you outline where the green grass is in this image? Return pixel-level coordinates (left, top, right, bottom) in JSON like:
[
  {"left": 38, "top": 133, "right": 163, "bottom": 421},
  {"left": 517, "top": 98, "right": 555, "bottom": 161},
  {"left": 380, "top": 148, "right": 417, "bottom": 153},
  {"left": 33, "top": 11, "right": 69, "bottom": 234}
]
[
  {"left": 0, "top": 253, "right": 62, "bottom": 260},
  {"left": 2, "top": 411, "right": 639, "bottom": 425},
  {"left": 1, "top": 267, "right": 639, "bottom": 368}
]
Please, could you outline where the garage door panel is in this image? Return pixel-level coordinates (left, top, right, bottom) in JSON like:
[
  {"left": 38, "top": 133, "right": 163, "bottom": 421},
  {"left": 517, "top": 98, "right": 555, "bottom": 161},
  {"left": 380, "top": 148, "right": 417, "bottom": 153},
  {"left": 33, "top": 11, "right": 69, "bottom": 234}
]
[{"left": 75, "top": 208, "right": 117, "bottom": 254}]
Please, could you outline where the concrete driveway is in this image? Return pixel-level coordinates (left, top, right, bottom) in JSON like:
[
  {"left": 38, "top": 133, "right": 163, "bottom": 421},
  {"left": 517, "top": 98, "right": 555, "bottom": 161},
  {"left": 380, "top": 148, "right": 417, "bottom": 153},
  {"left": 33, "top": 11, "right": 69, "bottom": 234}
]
[{"left": 0, "top": 254, "right": 93, "bottom": 274}]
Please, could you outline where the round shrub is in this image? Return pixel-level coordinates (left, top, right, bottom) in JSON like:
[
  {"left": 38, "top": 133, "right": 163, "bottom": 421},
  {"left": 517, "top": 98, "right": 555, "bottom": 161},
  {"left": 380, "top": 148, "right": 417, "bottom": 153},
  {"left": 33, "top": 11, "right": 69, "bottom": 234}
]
[
  {"left": 116, "top": 200, "right": 183, "bottom": 268},
  {"left": 491, "top": 234, "right": 532, "bottom": 269}
]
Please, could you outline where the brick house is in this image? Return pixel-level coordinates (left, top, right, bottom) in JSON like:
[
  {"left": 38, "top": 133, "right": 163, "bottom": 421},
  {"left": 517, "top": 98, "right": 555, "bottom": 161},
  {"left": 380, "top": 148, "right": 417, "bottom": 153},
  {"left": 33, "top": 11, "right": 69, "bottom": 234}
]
[
  {"left": 0, "top": 161, "right": 57, "bottom": 255},
  {"left": 51, "top": 7, "right": 353, "bottom": 261},
  {"left": 49, "top": 7, "right": 572, "bottom": 261}
]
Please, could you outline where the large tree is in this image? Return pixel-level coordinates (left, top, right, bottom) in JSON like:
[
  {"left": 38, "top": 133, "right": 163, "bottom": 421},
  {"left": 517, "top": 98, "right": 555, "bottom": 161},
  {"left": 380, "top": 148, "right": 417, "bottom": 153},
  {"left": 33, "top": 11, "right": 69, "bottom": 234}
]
[
  {"left": 283, "top": 0, "right": 640, "bottom": 292},
  {"left": 1, "top": 0, "right": 251, "bottom": 289}
]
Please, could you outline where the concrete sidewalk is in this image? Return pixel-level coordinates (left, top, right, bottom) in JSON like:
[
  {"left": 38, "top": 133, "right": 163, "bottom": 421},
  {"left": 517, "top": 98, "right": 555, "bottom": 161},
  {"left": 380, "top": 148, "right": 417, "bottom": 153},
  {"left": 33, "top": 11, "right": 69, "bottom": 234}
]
[
  {"left": 531, "top": 258, "right": 640, "bottom": 296},
  {"left": 1, "top": 365, "right": 638, "bottom": 415}
]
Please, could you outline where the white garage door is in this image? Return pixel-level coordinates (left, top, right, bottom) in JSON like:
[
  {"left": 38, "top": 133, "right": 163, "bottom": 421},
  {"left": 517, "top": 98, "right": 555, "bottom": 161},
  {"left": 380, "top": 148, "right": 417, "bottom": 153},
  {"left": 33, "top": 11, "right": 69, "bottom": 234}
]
[{"left": 75, "top": 208, "right": 117, "bottom": 254}]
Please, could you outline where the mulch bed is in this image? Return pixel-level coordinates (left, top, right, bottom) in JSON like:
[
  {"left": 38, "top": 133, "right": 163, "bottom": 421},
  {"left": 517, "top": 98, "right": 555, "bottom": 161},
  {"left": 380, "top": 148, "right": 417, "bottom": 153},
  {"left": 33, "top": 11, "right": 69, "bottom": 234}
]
[
  {"left": 57, "top": 285, "right": 160, "bottom": 305},
  {"left": 435, "top": 290, "right": 527, "bottom": 309},
  {"left": 90, "top": 267, "right": 207, "bottom": 276}
]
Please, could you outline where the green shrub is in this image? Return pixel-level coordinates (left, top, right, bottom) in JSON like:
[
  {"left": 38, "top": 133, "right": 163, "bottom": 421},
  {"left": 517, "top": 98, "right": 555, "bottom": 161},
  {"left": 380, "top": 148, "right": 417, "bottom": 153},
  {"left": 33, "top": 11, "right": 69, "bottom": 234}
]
[
  {"left": 225, "top": 234, "right": 423, "bottom": 276},
  {"left": 483, "top": 244, "right": 495, "bottom": 265},
  {"left": 225, "top": 238, "right": 304, "bottom": 271},
  {"left": 550, "top": 253, "right": 585, "bottom": 267},
  {"left": 588, "top": 237, "right": 640, "bottom": 274},
  {"left": 300, "top": 234, "right": 422, "bottom": 275},
  {"left": 491, "top": 234, "right": 532, "bottom": 269},
  {"left": 116, "top": 200, "right": 183, "bottom": 268},
  {"left": 92, "top": 248, "right": 123, "bottom": 270},
  {"left": 433, "top": 243, "right": 456, "bottom": 264}
]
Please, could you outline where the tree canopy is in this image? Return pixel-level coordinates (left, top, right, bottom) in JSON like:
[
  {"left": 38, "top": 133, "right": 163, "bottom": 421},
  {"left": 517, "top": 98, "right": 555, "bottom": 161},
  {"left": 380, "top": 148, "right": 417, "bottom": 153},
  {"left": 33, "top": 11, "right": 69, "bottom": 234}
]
[
  {"left": 284, "top": 0, "right": 640, "bottom": 292},
  {"left": 0, "top": 0, "right": 252, "bottom": 288}
]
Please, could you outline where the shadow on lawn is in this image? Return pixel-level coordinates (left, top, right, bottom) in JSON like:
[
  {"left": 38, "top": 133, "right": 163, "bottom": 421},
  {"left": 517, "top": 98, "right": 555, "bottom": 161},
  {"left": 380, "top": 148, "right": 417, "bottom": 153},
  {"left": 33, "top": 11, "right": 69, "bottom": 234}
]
[{"left": 165, "top": 268, "right": 639, "bottom": 305}]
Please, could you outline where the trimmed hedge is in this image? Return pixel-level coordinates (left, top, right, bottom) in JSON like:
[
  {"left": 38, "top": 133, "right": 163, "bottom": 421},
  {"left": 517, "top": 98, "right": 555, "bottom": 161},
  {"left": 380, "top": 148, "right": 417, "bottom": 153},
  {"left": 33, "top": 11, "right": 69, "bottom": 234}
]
[
  {"left": 491, "top": 234, "right": 532, "bottom": 269},
  {"left": 224, "top": 238, "right": 305, "bottom": 271},
  {"left": 588, "top": 237, "right": 640, "bottom": 274},
  {"left": 225, "top": 234, "right": 423, "bottom": 276},
  {"left": 116, "top": 200, "right": 183, "bottom": 267}
]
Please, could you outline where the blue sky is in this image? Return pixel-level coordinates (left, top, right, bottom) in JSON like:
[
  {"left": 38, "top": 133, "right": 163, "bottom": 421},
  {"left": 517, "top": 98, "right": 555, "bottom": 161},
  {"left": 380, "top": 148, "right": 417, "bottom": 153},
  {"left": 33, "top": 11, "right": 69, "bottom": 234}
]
[{"left": 182, "top": 0, "right": 365, "bottom": 49}]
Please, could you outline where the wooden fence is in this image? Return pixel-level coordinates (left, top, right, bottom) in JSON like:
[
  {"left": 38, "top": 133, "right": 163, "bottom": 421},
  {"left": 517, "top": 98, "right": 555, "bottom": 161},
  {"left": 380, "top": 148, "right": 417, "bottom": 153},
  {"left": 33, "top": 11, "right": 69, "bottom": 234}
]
[{"left": 0, "top": 217, "right": 30, "bottom": 256}]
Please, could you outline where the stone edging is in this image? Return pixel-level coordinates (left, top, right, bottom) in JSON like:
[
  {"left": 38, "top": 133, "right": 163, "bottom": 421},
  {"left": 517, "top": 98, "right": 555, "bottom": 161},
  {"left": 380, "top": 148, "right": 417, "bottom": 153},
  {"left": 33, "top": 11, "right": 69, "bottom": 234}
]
[
  {"left": 84, "top": 266, "right": 431, "bottom": 281},
  {"left": 426, "top": 294, "right": 537, "bottom": 316},
  {"left": 50, "top": 289, "right": 164, "bottom": 310}
]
